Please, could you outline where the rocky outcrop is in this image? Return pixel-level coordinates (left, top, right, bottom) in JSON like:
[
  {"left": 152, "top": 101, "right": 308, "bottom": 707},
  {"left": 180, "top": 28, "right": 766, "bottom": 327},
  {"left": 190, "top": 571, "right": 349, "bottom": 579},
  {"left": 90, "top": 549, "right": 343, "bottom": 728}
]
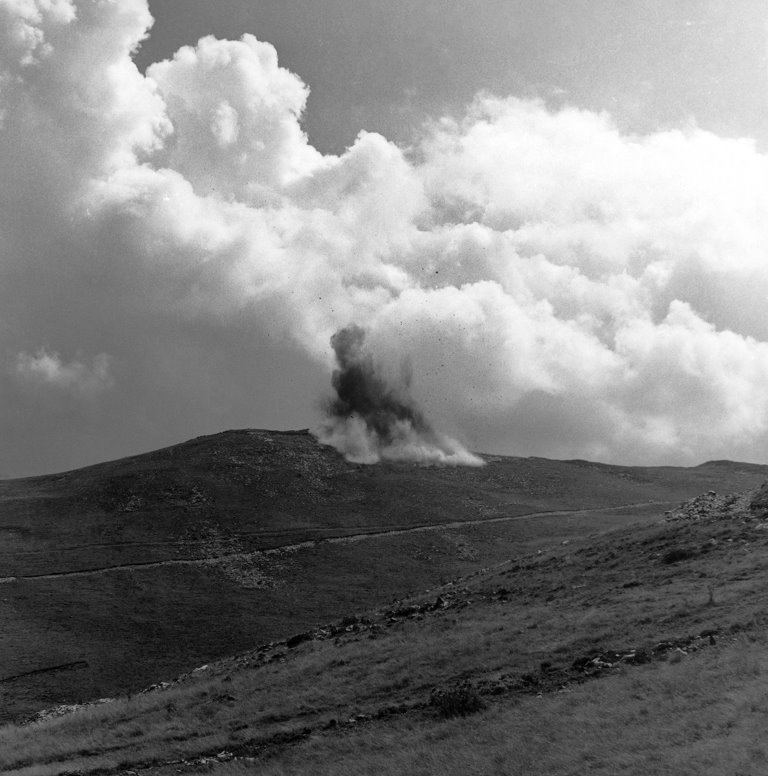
[
  {"left": 664, "top": 490, "right": 751, "bottom": 522},
  {"left": 749, "top": 481, "right": 768, "bottom": 519}
]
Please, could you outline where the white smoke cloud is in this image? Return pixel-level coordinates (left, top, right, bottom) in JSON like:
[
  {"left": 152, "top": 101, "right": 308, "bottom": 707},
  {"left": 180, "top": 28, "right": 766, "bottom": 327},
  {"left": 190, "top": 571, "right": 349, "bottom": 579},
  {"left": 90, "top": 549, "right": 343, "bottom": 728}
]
[
  {"left": 3, "top": 0, "right": 768, "bottom": 475},
  {"left": 319, "top": 415, "right": 484, "bottom": 467}
]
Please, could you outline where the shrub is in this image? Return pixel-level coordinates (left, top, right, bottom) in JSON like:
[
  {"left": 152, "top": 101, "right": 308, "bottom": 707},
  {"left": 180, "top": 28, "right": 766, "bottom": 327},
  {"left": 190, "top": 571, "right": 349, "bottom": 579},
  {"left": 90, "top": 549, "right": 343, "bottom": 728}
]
[
  {"left": 429, "top": 681, "right": 485, "bottom": 718},
  {"left": 661, "top": 547, "right": 696, "bottom": 564}
]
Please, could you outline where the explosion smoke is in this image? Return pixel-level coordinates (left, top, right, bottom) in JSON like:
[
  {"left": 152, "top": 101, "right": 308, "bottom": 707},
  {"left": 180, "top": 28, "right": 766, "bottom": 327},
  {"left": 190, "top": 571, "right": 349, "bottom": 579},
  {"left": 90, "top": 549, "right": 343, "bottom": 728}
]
[{"left": 315, "top": 325, "right": 484, "bottom": 466}]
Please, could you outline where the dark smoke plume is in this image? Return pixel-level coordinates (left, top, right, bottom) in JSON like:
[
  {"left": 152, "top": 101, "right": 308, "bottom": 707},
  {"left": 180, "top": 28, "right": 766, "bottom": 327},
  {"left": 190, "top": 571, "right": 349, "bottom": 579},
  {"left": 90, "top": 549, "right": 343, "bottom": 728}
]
[
  {"left": 315, "top": 325, "right": 483, "bottom": 466},
  {"left": 328, "top": 324, "right": 431, "bottom": 442}
]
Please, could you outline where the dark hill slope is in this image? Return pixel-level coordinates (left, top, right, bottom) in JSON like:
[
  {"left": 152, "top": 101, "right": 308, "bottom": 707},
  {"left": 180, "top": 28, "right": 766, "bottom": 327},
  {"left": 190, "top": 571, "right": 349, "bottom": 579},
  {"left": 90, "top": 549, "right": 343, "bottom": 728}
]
[
  {"left": 0, "top": 429, "right": 766, "bottom": 723},
  {"left": 1, "top": 429, "right": 764, "bottom": 577},
  {"left": 6, "top": 487, "right": 768, "bottom": 775}
]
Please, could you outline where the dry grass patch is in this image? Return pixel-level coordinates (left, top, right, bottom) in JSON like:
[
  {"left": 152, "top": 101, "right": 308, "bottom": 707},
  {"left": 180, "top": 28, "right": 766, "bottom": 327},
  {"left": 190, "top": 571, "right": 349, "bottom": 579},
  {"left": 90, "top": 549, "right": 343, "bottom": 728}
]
[{"left": 218, "top": 635, "right": 768, "bottom": 776}]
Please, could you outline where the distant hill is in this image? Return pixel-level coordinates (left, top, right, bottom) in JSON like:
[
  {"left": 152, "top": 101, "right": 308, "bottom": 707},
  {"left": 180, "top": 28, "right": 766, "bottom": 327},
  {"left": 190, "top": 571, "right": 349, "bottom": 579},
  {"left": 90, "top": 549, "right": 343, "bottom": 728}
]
[{"left": 1, "top": 428, "right": 766, "bottom": 722}]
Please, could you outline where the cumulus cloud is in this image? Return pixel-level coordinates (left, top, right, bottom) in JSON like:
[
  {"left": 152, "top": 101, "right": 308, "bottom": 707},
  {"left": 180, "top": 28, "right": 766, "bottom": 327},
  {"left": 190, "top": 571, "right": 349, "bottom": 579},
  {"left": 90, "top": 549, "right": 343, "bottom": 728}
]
[
  {"left": 147, "top": 33, "right": 322, "bottom": 201},
  {"left": 3, "top": 0, "right": 768, "bottom": 475},
  {"left": 14, "top": 350, "right": 113, "bottom": 395}
]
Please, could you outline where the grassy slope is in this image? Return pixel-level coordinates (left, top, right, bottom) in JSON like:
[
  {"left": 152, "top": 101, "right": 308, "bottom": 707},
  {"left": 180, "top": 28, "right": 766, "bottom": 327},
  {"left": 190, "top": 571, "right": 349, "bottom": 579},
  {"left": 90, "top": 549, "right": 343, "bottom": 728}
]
[
  {"left": 223, "top": 638, "right": 768, "bottom": 776},
  {"left": 2, "top": 429, "right": 765, "bottom": 577},
  {"left": 4, "top": 498, "right": 768, "bottom": 775},
  {"left": 1, "top": 430, "right": 767, "bottom": 724}
]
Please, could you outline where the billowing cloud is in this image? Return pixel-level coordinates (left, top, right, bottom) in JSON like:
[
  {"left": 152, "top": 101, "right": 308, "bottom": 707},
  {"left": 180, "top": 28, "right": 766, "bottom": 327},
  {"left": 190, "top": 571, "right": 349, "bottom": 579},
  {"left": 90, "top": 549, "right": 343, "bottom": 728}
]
[{"left": 3, "top": 0, "right": 768, "bottom": 475}]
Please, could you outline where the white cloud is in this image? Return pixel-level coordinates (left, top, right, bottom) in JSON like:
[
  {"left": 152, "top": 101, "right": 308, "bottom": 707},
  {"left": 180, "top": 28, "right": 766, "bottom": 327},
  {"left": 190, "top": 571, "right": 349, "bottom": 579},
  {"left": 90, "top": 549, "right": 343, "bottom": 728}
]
[
  {"left": 3, "top": 0, "right": 768, "bottom": 474},
  {"left": 0, "top": 0, "right": 76, "bottom": 66},
  {"left": 14, "top": 350, "right": 113, "bottom": 395},
  {"left": 147, "top": 34, "right": 322, "bottom": 201}
]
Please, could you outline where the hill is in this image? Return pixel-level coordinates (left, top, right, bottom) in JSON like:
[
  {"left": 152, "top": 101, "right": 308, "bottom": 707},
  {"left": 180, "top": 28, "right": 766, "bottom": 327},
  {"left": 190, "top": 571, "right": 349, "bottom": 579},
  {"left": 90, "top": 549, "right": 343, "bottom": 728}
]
[
  {"left": 4, "top": 477, "right": 768, "bottom": 774},
  {"left": 1, "top": 429, "right": 767, "bottom": 727}
]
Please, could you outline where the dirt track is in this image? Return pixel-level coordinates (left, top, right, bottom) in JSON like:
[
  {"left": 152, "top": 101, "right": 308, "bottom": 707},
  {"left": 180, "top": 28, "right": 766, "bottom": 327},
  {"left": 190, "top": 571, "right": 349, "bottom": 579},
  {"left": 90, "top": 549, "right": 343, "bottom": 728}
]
[{"left": 0, "top": 500, "right": 673, "bottom": 584}]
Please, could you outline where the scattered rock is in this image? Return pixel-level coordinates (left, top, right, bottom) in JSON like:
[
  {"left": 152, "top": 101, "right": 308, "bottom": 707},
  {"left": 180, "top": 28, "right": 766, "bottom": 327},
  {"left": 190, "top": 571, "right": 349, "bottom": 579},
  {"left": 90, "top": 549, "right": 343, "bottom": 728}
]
[
  {"left": 665, "top": 491, "right": 751, "bottom": 523},
  {"left": 28, "top": 697, "right": 113, "bottom": 724},
  {"left": 286, "top": 632, "right": 313, "bottom": 649},
  {"left": 141, "top": 681, "right": 171, "bottom": 694}
]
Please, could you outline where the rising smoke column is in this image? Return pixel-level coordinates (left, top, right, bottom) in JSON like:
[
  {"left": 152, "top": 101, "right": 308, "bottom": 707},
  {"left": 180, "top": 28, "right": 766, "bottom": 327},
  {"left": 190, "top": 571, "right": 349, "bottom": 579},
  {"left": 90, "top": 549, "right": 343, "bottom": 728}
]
[{"left": 315, "top": 325, "right": 484, "bottom": 466}]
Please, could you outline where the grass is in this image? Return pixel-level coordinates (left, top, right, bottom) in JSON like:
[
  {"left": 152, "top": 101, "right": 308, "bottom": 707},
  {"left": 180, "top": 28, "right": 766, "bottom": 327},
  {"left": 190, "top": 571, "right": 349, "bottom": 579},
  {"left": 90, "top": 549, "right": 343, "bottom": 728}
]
[
  {"left": 2, "top": 429, "right": 767, "bottom": 722},
  {"left": 7, "top": 633, "right": 766, "bottom": 776},
  {"left": 3, "top": 502, "right": 768, "bottom": 774},
  {"left": 217, "top": 636, "right": 768, "bottom": 776},
  {"left": 2, "top": 430, "right": 768, "bottom": 772}
]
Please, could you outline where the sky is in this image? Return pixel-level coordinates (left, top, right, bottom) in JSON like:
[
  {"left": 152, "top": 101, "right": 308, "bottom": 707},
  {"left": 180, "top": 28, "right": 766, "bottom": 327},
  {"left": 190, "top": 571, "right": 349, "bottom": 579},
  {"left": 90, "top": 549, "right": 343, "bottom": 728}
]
[{"left": 2, "top": 0, "right": 768, "bottom": 476}]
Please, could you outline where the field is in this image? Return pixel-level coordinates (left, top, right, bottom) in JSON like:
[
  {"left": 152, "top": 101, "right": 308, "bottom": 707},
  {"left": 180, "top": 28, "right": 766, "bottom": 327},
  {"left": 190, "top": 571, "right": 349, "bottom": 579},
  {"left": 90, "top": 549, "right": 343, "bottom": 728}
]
[{"left": 2, "top": 430, "right": 768, "bottom": 774}]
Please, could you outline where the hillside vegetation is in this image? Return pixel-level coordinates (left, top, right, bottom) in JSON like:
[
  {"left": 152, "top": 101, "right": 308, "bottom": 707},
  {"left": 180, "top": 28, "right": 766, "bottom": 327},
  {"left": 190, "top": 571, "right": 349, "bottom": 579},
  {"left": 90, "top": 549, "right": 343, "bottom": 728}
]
[
  {"left": 4, "top": 482, "right": 768, "bottom": 774},
  {"left": 2, "top": 429, "right": 768, "bottom": 772},
  {"left": 3, "top": 429, "right": 766, "bottom": 578}
]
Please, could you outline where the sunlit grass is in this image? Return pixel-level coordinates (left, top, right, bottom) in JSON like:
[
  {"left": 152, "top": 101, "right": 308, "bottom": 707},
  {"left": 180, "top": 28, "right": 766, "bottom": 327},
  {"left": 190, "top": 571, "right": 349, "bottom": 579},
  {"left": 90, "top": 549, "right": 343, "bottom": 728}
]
[{"left": 220, "top": 637, "right": 768, "bottom": 776}]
